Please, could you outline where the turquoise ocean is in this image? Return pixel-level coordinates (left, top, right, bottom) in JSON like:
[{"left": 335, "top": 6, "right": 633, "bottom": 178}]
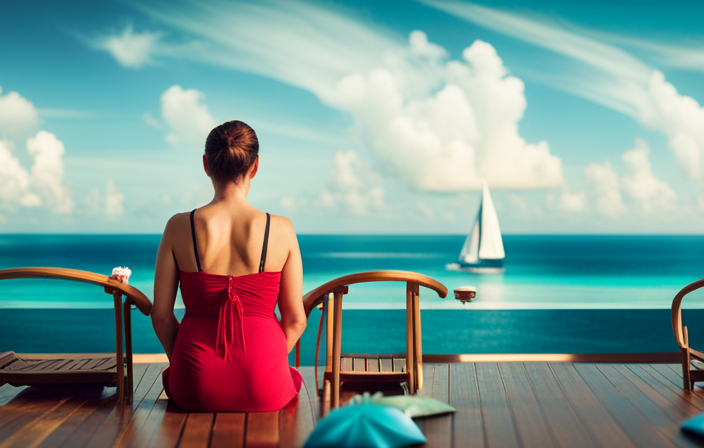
[{"left": 2, "top": 234, "right": 704, "bottom": 363}]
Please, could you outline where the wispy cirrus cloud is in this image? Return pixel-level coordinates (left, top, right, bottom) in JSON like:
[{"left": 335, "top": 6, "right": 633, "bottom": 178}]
[{"left": 422, "top": 0, "right": 704, "bottom": 181}]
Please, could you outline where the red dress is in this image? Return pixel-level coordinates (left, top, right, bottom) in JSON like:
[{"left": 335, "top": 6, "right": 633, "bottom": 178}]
[{"left": 163, "top": 210, "right": 302, "bottom": 412}]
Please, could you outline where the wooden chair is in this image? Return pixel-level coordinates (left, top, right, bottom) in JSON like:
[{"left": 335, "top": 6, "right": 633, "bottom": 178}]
[
  {"left": 0, "top": 267, "right": 152, "bottom": 404},
  {"left": 294, "top": 270, "right": 447, "bottom": 415},
  {"left": 671, "top": 278, "right": 704, "bottom": 391}
]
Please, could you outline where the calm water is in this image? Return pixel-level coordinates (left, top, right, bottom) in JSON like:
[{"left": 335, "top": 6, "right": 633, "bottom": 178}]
[
  {"left": 1, "top": 234, "right": 704, "bottom": 359},
  {"left": 2, "top": 234, "right": 704, "bottom": 309}
]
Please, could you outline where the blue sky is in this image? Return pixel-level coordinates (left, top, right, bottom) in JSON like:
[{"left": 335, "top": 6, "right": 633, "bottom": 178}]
[{"left": 1, "top": 0, "right": 704, "bottom": 234}]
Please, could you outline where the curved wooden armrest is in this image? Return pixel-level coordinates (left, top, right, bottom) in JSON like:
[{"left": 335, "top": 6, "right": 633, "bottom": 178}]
[
  {"left": 302, "top": 270, "right": 448, "bottom": 316},
  {"left": 671, "top": 278, "right": 704, "bottom": 348},
  {"left": 0, "top": 267, "right": 152, "bottom": 316}
]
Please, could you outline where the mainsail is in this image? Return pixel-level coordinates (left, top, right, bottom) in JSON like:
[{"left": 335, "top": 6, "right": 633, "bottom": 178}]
[{"left": 458, "top": 180, "right": 505, "bottom": 265}]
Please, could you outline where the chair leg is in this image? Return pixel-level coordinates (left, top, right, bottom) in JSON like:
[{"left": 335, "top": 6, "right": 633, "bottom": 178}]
[
  {"left": 683, "top": 326, "right": 693, "bottom": 391},
  {"left": 123, "top": 299, "right": 134, "bottom": 403},
  {"left": 113, "top": 293, "right": 124, "bottom": 405},
  {"left": 323, "top": 377, "right": 331, "bottom": 417}
]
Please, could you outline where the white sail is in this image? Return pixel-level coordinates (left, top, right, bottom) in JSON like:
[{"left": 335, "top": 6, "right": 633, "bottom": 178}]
[
  {"left": 457, "top": 179, "right": 505, "bottom": 265},
  {"left": 477, "top": 180, "right": 505, "bottom": 260},
  {"left": 459, "top": 217, "right": 480, "bottom": 264}
]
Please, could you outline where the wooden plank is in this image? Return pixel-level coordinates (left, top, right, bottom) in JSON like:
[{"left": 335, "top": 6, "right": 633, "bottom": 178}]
[
  {"left": 595, "top": 364, "right": 694, "bottom": 447},
  {"left": 626, "top": 364, "right": 704, "bottom": 412},
  {"left": 60, "top": 363, "right": 148, "bottom": 447},
  {"left": 475, "top": 362, "right": 520, "bottom": 448},
  {"left": 0, "top": 391, "right": 68, "bottom": 440},
  {"left": 412, "top": 364, "right": 434, "bottom": 440},
  {"left": 368, "top": 357, "right": 379, "bottom": 373},
  {"left": 84, "top": 362, "right": 166, "bottom": 448},
  {"left": 353, "top": 358, "right": 366, "bottom": 372},
  {"left": 449, "top": 363, "right": 484, "bottom": 448},
  {"left": 380, "top": 358, "right": 392, "bottom": 373},
  {"left": 36, "top": 397, "right": 105, "bottom": 448},
  {"left": 0, "top": 397, "right": 86, "bottom": 448},
  {"left": 523, "top": 363, "right": 595, "bottom": 448},
  {"left": 211, "top": 413, "right": 245, "bottom": 448},
  {"left": 179, "top": 413, "right": 214, "bottom": 448},
  {"left": 392, "top": 357, "right": 405, "bottom": 373},
  {"left": 611, "top": 365, "right": 699, "bottom": 419},
  {"left": 279, "top": 374, "right": 316, "bottom": 448},
  {"left": 498, "top": 363, "right": 557, "bottom": 448},
  {"left": 636, "top": 365, "right": 704, "bottom": 410},
  {"left": 145, "top": 395, "right": 187, "bottom": 448},
  {"left": 573, "top": 363, "right": 675, "bottom": 447},
  {"left": 246, "top": 411, "right": 279, "bottom": 448},
  {"left": 419, "top": 364, "right": 451, "bottom": 448},
  {"left": 340, "top": 358, "right": 352, "bottom": 373},
  {"left": 548, "top": 363, "right": 635, "bottom": 448}
]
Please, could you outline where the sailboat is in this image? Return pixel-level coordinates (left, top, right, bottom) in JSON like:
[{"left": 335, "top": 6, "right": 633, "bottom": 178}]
[{"left": 446, "top": 180, "right": 505, "bottom": 274}]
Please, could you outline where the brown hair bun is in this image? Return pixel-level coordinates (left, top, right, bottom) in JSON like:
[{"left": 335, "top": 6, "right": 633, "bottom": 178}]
[{"left": 204, "top": 120, "right": 259, "bottom": 183}]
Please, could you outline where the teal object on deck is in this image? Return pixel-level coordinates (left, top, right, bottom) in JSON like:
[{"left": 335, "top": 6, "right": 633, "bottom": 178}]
[
  {"left": 350, "top": 392, "right": 456, "bottom": 418},
  {"left": 304, "top": 404, "right": 426, "bottom": 448},
  {"left": 682, "top": 413, "right": 704, "bottom": 436}
]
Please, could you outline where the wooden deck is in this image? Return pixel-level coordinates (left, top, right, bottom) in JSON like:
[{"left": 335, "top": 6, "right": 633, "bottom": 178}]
[{"left": 2, "top": 361, "right": 704, "bottom": 447}]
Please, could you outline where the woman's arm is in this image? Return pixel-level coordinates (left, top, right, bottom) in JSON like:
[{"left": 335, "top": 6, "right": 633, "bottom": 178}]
[
  {"left": 277, "top": 219, "right": 307, "bottom": 353},
  {"left": 152, "top": 216, "right": 181, "bottom": 361}
]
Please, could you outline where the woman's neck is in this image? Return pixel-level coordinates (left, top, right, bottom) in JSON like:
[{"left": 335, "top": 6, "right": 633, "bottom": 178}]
[{"left": 211, "top": 179, "right": 249, "bottom": 206}]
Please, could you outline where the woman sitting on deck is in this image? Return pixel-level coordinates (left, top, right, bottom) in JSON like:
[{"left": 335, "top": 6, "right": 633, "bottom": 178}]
[{"left": 152, "top": 120, "right": 306, "bottom": 412}]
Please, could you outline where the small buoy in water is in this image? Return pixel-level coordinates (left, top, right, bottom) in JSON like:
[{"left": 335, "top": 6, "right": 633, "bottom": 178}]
[{"left": 454, "top": 286, "right": 476, "bottom": 304}]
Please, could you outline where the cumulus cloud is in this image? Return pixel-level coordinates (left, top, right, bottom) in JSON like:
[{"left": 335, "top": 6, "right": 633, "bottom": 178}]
[
  {"left": 317, "top": 151, "right": 387, "bottom": 217},
  {"left": 0, "top": 87, "right": 40, "bottom": 141},
  {"left": 82, "top": 180, "right": 125, "bottom": 217},
  {"left": 425, "top": 1, "right": 704, "bottom": 182},
  {"left": 89, "top": 25, "right": 163, "bottom": 69},
  {"left": 159, "top": 85, "right": 216, "bottom": 147},
  {"left": 26, "top": 131, "right": 73, "bottom": 213},
  {"left": 555, "top": 139, "right": 676, "bottom": 216},
  {"left": 321, "top": 32, "right": 563, "bottom": 191},
  {"left": 105, "top": 180, "right": 125, "bottom": 216},
  {"left": 0, "top": 140, "right": 30, "bottom": 204},
  {"left": 620, "top": 139, "right": 677, "bottom": 213}
]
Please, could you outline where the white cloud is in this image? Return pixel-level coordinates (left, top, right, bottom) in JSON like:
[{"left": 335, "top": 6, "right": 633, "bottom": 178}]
[
  {"left": 91, "top": 25, "right": 162, "bottom": 69},
  {"left": 0, "top": 87, "right": 40, "bottom": 141},
  {"left": 585, "top": 161, "right": 624, "bottom": 217},
  {"left": 105, "top": 180, "right": 125, "bottom": 216},
  {"left": 555, "top": 139, "right": 676, "bottom": 217},
  {"left": 26, "top": 131, "right": 73, "bottom": 214},
  {"left": 424, "top": 1, "right": 704, "bottom": 182},
  {"left": 0, "top": 140, "right": 31, "bottom": 204},
  {"left": 321, "top": 33, "right": 563, "bottom": 191},
  {"left": 621, "top": 139, "right": 677, "bottom": 214},
  {"left": 160, "top": 85, "right": 217, "bottom": 147},
  {"left": 83, "top": 187, "right": 101, "bottom": 215},
  {"left": 318, "top": 151, "right": 387, "bottom": 217}
]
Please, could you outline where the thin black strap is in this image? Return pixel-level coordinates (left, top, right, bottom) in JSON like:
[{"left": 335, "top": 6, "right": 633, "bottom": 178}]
[
  {"left": 258, "top": 213, "right": 270, "bottom": 273},
  {"left": 190, "top": 209, "right": 203, "bottom": 272}
]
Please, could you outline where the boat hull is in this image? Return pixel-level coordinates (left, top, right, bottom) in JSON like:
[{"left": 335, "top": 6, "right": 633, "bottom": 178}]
[{"left": 446, "top": 260, "right": 505, "bottom": 274}]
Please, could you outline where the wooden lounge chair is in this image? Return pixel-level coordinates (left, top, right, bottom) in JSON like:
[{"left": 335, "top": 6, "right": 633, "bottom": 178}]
[
  {"left": 0, "top": 267, "right": 152, "bottom": 404},
  {"left": 294, "top": 270, "right": 447, "bottom": 415},
  {"left": 671, "top": 278, "right": 704, "bottom": 391}
]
